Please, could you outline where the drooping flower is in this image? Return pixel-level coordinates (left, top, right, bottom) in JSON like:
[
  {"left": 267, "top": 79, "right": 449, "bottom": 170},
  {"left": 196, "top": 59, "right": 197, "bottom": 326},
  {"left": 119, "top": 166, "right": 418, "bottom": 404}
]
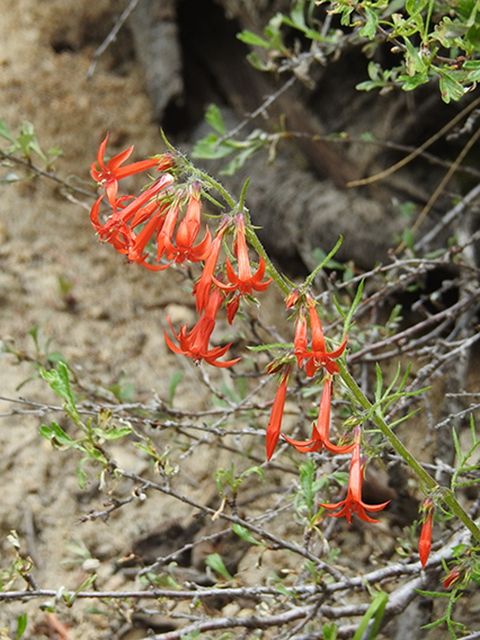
[
  {"left": 265, "top": 365, "right": 292, "bottom": 461},
  {"left": 125, "top": 200, "right": 174, "bottom": 270},
  {"left": 90, "top": 174, "right": 174, "bottom": 240},
  {"left": 419, "top": 498, "right": 435, "bottom": 568},
  {"left": 283, "top": 376, "right": 355, "bottom": 454},
  {"left": 90, "top": 175, "right": 175, "bottom": 268},
  {"left": 163, "top": 183, "right": 212, "bottom": 264},
  {"left": 91, "top": 133, "right": 166, "bottom": 209},
  {"left": 193, "top": 218, "right": 230, "bottom": 314},
  {"left": 213, "top": 212, "right": 272, "bottom": 297},
  {"left": 164, "top": 288, "right": 241, "bottom": 368},
  {"left": 296, "top": 296, "right": 347, "bottom": 377},
  {"left": 318, "top": 429, "right": 390, "bottom": 524}
]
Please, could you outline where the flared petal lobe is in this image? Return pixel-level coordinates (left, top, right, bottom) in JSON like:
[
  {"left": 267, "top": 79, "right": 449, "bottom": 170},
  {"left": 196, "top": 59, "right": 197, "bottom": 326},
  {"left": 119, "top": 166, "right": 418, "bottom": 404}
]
[{"left": 318, "top": 430, "right": 390, "bottom": 524}]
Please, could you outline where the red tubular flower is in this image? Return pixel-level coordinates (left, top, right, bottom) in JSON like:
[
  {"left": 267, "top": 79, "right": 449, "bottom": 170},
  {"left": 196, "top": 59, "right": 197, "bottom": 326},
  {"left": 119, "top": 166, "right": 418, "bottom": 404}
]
[
  {"left": 283, "top": 376, "right": 355, "bottom": 454},
  {"left": 125, "top": 201, "right": 173, "bottom": 270},
  {"left": 91, "top": 134, "right": 162, "bottom": 209},
  {"left": 266, "top": 366, "right": 292, "bottom": 461},
  {"left": 318, "top": 429, "right": 390, "bottom": 524},
  {"left": 294, "top": 311, "right": 308, "bottom": 369},
  {"left": 91, "top": 174, "right": 174, "bottom": 240},
  {"left": 193, "top": 219, "right": 230, "bottom": 314},
  {"left": 214, "top": 212, "right": 272, "bottom": 296},
  {"left": 164, "top": 288, "right": 241, "bottom": 368},
  {"left": 419, "top": 498, "right": 435, "bottom": 568},
  {"left": 301, "top": 298, "right": 347, "bottom": 377},
  {"left": 164, "top": 183, "right": 212, "bottom": 264}
]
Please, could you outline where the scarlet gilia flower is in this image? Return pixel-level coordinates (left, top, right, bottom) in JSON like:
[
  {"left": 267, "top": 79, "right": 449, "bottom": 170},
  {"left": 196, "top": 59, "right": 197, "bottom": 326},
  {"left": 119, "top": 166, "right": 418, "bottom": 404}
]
[
  {"left": 419, "top": 497, "right": 435, "bottom": 568},
  {"left": 163, "top": 183, "right": 212, "bottom": 264},
  {"left": 91, "top": 133, "right": 168, "bottom": 209},
  {"left": 193, "top": 219, "right": 230, "bottom": 314},
  {"left": 295, "top": 296, "right": 347, "bottom": 377},
  {"left": 90, "top": 175, "right": 175, "bottom": 269},
  {"left": 214, "top": 212, "right": 272, "bottom": 298},
  {"left": 319, "top": 429, "right": 390, "bottom": 524},
  {"left": 265, "top": 365, "right": 292, "bottom": 461},
  {"left": 283, "top": 376, "right": 354, "bottom": 454},
  {"left": 164, "top": 288, "right": 241, "bottom": 368}
]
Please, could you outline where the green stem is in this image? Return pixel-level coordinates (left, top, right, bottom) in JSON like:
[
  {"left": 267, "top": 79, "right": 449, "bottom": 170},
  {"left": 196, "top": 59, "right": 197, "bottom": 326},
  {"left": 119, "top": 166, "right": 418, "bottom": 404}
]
[
  {"left": 337, "top": 360, "right": 480, "bottom": 544},
  {"left": 194, "top": 168, "right": 237, "bottom": 210},
  {"left": 246, "top": 228, "right": 291, "bottom": 296},
  {"left": 194, "top": 167, "right": 291, "bottom": 296}
]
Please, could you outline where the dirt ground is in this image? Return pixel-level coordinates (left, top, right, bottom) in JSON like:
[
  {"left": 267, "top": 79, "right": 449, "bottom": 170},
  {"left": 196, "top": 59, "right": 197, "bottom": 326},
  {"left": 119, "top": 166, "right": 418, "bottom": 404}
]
[
  {"left": 0, "top": 2, "right": 298, "bottom": 637},
  {"left": 1, "top": 1, "right": 479, "bottom": 639},
  {"left": 0, "top": 0, "right": 204, "bottom": 634}
]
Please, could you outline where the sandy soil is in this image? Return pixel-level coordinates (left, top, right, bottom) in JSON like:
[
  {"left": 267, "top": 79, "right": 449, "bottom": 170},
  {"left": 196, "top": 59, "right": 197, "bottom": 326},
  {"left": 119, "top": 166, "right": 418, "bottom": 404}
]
[{"left": 0, "top": 3, "right": 294, "bottom": 637}]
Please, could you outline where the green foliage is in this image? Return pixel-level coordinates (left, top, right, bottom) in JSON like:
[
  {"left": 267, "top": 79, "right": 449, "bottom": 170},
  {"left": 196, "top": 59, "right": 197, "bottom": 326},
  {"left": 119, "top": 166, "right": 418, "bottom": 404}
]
[
  {"left": 215, "top": 463, "right": 264, "bottom": 500},
  {"left": 15, "top": 614, "right": 27, "bottom": 640},
  {"left": 192, "top": 107, "right": 270, "bottom": 176},
  {"left": 204, "top": 553, "right": 234, "bottom": 581},
  {"left": 293, "top": 458, "right": 348, "bottom": 527},
  {"left": 231, "top": 524, "right": 263, "bottom": 546},
  {"left": 322, "top": 622, "right": 339, "bottom": 640},
  {"left": 352, "top": 591, "right": 388, "bottom": 640},
  {"left": 451, "top": 415, "right": 480, "bottom": 489},
  {"left": 39, "top": 362, "right": 134, "bottom": 488},
  {"left": 320, "top": 0, "right": 480, "bottom": 101},
  {"left": 0, "top": 118, "right": 62, "bottom": 173},
  {"left": 237, "top": 0, "right": 480, "bottom": 109}
]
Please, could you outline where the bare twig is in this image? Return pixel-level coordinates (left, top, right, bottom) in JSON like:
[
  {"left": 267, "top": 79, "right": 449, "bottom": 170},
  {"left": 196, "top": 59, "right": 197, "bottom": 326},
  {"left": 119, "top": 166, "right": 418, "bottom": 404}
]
[{"left": 86, "top": 0, "right": 143, "bottom": 78}]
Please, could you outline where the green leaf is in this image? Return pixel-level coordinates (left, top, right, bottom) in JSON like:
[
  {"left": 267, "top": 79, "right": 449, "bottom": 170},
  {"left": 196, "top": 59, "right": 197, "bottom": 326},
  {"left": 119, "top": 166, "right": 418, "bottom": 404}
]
[
  {"left": 439, "top": 70, "right": 466, "bottom": 103},
  {"left": 352, "top": 591, "right": 388, "bottom": 640},
  {"left": 205, "top": 104, "right": 226, "bottom": 135},
  {"left": 360, "top": 6, "right": 379, "bottom": 38},
  {"left": 406, "top": 0, "right": 429, "bottom": 16},
  {"left": 0, "top": 117, "right": 17, "bottom": 145},
  {"left": 40, "top": 421, "right": 74, "bottom": 447},
  {"left": 93, "top": 425, "right": 132, "bottom": 440},
  {"left": 404, "top": 38, "right": 427, "bottom": 75},
  {"left": 191, "top": 134, "right": 234, "bottom": 160},
  {"left": 323, "top": 622, "right": 338, "bottom": 640},
  {"left": 290, "top": 0, "right": 307, "bottom": 31},
  {"left": 231, "top": 524, "right": 262, "bottom": 545},
  {"left": 237, "top": 30, "right": 271, "bottom": 48},
  {"left": 205, "top": 553, "right": 233, "bottom": 581},
  {"left": 40, "top": 362, "right": 81, "bottom": 425},
  {"left": 169, "top": 371, "right": 183, "bottom": 405},
  {"left": 16, "top": 612, "right": 28, "bottom": 639}
]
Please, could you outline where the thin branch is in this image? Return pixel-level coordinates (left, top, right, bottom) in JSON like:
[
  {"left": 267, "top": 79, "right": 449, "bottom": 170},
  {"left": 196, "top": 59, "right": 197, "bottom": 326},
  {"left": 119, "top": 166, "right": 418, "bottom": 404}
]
[{"left": 86, "top": 0, "right": 142, "bottom": 78}]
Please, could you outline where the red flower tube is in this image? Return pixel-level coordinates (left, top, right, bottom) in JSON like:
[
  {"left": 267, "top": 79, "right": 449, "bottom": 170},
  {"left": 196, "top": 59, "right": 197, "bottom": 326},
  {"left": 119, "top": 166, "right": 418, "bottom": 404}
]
[{"left": 419, "top": 498, "right": 435, "bottom": 568}]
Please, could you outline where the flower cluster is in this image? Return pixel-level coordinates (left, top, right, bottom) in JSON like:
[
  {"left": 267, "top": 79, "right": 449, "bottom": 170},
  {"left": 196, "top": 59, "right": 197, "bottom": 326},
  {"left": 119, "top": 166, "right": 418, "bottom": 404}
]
[
  {"left": 90, "top": 137, "right": 391, "bottom": 526},
  {"left": 90, "top": 136, "right": 392, "bottom": 529},
  {"left": 265, "top": 293, "right": 390, "bottom": 524},
  {"left": 90, "top": 135, "right": 272, "bottom": 368}
]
